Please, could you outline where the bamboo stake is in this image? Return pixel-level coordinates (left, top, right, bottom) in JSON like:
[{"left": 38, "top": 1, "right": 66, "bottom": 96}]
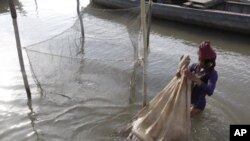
[
  {"left": 141, "top": 0, "right": 148, "bottom": 107},
  {"left": 77, "top": 0, "right": 85, "bottom": 54},
  {"left": 9, "top": 0, "right": 31, "bottom": 99},
  {"left": 146, "top": 0, "right": 152, "bottom": 49}
]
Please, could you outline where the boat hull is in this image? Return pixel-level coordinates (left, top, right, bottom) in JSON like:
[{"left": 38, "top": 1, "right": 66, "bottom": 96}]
[{"left": 92, "top": 0, "right": 250, "bottom": 34}]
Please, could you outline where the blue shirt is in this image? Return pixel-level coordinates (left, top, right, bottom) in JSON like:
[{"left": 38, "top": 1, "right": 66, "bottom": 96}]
[{"left": 189, "top": 63, "right": 218, "bottom": 110}]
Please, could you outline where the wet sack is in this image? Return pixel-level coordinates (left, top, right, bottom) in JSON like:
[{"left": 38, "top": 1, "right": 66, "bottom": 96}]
[{"left": 128, "top": 54, "right": 191, "bottom": 141}]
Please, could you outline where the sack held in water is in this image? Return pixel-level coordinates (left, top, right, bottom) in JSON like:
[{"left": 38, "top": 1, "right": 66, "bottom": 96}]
[{"left": 128, "top": 54, "right": 192, "bottom": 141}]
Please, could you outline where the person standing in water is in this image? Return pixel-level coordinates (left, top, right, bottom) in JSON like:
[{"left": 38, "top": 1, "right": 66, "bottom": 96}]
[{"left": 184, "top": 41, "right": 218, "bottom": 117}]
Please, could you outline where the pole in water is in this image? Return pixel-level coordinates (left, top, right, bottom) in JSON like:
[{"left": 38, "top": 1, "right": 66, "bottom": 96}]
[
  {"left": 9, "top": 0, "right": 31, "bottom": 99},
  {"left": 141, "top": 0, "right": 148, "bottom": 107},
  {"left": 77, "top": 0, "right": 85, "bottom": 54}
]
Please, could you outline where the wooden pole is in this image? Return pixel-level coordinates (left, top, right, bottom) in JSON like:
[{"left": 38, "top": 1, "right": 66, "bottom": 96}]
[
  {"left": 77, "top": 0, "right": 85, "bottom": 54},
  {"left": 146, "top": 0, "right": 152, "bottom": 49},
  {"left": 141, "top": 0, "right": 148, "bottom": 107},
  {"left": 9, "top": 0, "right": 31, "bottom": 99},
  {"left": 34, "top": 0, "right": 38, "bottom": 15}
]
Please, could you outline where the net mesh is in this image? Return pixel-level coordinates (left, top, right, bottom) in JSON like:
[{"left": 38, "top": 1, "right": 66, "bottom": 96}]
[
  {"left": 25, "top": 3, "right": 191, "bottom": 140},
  {"left": 25, "top": 7, "right": 141, "bottom": 105}
]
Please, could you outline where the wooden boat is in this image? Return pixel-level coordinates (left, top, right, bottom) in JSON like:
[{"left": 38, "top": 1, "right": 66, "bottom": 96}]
[{"left": 91, "top": 0, "right": 250, "bottom": 34}]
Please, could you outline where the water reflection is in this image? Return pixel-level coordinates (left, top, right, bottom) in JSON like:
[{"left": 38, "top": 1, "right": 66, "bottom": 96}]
[
  {"left": 150, "top": 17, "right": 250, "bottom": 55},
  {"left": 0, "top": 0, "right": 26, "bottom": 15}
]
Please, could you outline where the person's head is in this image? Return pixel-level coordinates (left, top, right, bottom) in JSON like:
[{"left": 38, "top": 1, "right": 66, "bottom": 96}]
[{"left": 198, "top": 41, "right": 216, "bottom": 70}]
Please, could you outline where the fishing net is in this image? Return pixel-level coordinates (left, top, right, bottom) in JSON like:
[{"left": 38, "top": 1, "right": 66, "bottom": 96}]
[
  {"left": 25, "top": 7, "right": 142, "bottom": 105},
  {"left": 127, "top": 54, "right": 191, "bottom": 141},
  {"left": 25, "top": 2, "right": 192, "bottom": 140}
]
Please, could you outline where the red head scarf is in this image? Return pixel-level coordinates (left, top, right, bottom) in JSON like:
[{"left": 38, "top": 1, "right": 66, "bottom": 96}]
[{"left": 198, "top": 41, "right": 216, "bottom": 61}]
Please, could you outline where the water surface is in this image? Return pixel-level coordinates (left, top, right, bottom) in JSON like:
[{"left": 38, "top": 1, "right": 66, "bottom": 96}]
[{"left": 0, "top": 0, "right": 250, "bottom": 140}]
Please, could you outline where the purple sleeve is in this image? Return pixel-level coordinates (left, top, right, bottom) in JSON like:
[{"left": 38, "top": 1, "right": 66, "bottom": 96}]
[
  {"left": 188, "top": 63, "right": 197, "bottom": 72},
  {"left": 201, "top": 70, "right": 218, "bottom": 96}
]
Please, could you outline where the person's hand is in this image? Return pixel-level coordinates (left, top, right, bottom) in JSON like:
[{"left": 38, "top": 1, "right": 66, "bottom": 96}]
[
  {"left": 184, "top": 69, "right": 202, "bottom": 86},
  {"left": 175, "top": 69, "right": 181, "bottom": 78},
  {"left": 184, "top": 69, "right": 195, "bottom": 80}
]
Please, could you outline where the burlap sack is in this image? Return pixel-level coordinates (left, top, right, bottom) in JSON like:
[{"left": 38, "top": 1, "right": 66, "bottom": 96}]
[{"left": 128, "top": 54, "right": 191, "bottom": 141}]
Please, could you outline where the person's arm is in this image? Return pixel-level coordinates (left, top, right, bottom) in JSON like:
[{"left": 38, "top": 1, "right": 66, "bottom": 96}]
[
  {"left": 200, "top": 71, "right": 218, "bottom": 96},
  {"left": 185, "top": 70, "right": 218, "bottom": 95},
  {"left": 184, "top": 63, "right": 203, "bottom": 85},
  {"left": 184, "top": 70, "right": 203, "bottom": 86}
]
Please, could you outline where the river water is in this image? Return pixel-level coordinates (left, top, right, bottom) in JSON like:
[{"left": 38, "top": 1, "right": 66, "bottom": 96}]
[{"left": 0, "top": 0, "right": 250, "bottom": 141}]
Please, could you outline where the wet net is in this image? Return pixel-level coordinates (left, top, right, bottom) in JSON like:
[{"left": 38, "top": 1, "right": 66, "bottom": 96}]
[
  {"left": 25, "top": 7, "right": 142, "bottom": 105},
  {"left": 25, "top": 3, "right": 191, "bottom": 141}
]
